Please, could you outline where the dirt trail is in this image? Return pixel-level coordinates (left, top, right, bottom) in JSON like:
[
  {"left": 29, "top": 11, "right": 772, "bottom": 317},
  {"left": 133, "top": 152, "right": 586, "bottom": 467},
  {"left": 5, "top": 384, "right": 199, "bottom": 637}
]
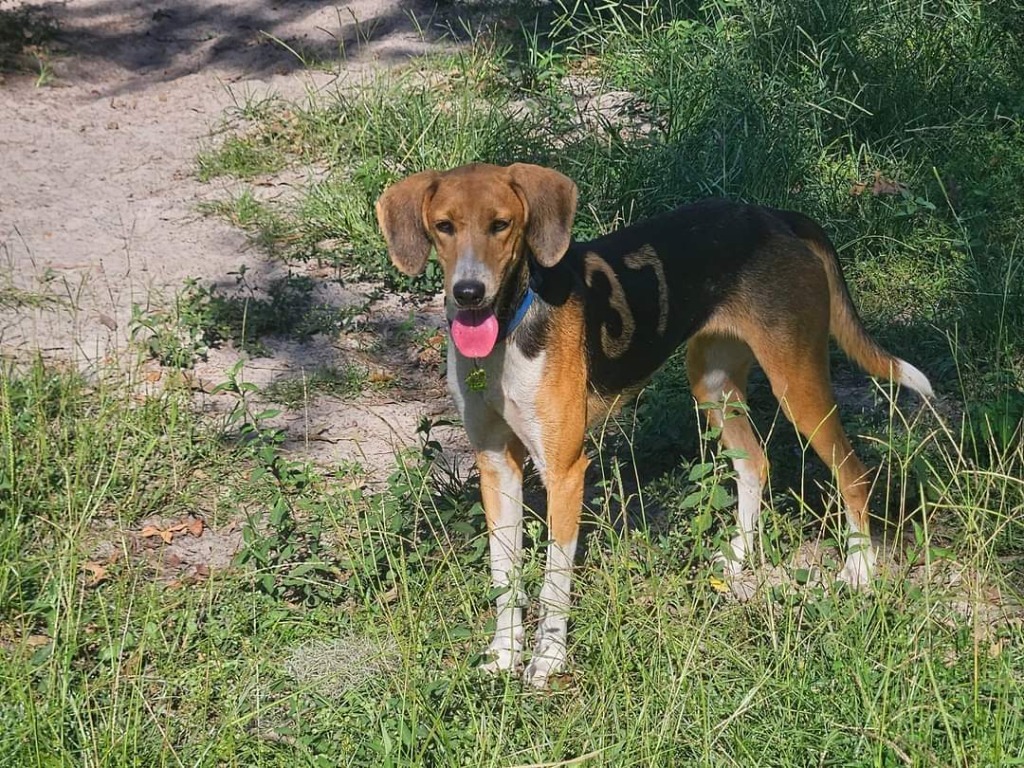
[{"left": 1, "top": 0, "right": 472, "bottom": 476}]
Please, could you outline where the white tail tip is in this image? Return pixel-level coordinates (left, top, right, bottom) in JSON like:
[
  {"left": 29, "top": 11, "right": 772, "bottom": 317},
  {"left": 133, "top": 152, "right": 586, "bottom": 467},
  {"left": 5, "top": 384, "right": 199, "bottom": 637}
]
[{"left": 897, "top": 360, "right": 934, "bottom": 398}]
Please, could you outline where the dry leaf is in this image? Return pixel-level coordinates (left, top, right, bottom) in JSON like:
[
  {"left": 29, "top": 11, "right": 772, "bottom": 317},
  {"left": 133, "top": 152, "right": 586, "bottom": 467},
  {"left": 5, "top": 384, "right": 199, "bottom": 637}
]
[
  {"left": 141, "top": 524, "right": 175, "bottom": 544},
  {"left": 989, "top": 639, "right": 1005, "bottom": 659},
  {"left": 141, "top": 519, "right": 200, "bottom": 545},
  {"left": 165, "top": 552, "right": 183, "bottom": 568},
  {"left": 417, "top": 349, "right": 440, "bottom": 367},
  {"left": 140, "top": 524, "right": 167, "bottom": 543},
  {"left": 143, "top": 369, "right": 162, "bottom": 382},
  {"left": 82, "top": 561, "right": 108, "bottom": 586},
  {"left": 871, "top": 171, "right": 907, "bottom": 196},
  {"left": 851, "top": 170, "right": 908, "bottom": 197},
  {"left": 179, "top": 370, "right": 215, "bottom": 393}
]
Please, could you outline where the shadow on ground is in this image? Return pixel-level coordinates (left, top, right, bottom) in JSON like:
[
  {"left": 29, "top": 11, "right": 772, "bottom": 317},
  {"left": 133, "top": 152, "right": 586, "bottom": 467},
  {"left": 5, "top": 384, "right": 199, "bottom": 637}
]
[{"left": 31, "top": 0, "right": 495, "bottom": 93}]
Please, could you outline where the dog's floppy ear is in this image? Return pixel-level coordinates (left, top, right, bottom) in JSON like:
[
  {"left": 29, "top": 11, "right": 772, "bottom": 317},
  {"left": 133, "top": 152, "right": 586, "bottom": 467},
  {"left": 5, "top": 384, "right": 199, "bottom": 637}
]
[
  {"left": 375, "top": 170, "right": 439, "bottom": 275},
  {"left": 508, "top": 163, "right": 578, "bottom": 267}
]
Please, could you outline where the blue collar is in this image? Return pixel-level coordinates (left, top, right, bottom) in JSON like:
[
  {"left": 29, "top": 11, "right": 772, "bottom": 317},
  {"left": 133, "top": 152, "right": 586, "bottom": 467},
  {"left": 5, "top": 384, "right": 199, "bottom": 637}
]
[{"left": 501, "top": 285, "right": 536, "bottom": 341}]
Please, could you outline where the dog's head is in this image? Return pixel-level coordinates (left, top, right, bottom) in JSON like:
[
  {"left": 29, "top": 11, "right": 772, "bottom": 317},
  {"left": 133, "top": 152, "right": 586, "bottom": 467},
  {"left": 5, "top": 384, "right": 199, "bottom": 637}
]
[{"left": 375, "top": 163, "right": 578, "bottom": 308}]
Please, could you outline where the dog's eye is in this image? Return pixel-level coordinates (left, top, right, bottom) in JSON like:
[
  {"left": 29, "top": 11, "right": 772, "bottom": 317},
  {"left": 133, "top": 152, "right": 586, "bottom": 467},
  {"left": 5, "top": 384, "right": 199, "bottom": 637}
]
[
  {"left": 435, "top": 220, "right": 454, "bottom": 235},
  {"left": 491, "top": 219, "right": 510, "bottom": 234}
]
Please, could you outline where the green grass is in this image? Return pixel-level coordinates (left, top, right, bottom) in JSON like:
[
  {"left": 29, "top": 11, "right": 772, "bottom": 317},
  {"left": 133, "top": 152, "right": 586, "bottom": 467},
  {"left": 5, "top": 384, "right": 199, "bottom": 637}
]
[
  {"left": 130, "top": 271, "right": 365, "bottom": 365},
  {"left": 1, "top": 359, "right": 1021, "bottom": 766},
  {"left": 0, "top": 284, "right": 63, "bottom": 310},
  {"left": 0, "top": 244, "right": 65, "bottom": 310},
  {"left": 4, "top": 0, "right": 1024, "bottom": 764},
  {"left": 263, "top": 364, "right": 377, "bottom": 406}
]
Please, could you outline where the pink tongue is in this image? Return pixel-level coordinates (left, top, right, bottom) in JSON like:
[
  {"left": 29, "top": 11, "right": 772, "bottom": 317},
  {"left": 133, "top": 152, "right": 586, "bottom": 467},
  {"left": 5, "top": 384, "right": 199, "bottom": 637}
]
[{"left": 451, "top": 310, "right": 499, "bottom": 358}]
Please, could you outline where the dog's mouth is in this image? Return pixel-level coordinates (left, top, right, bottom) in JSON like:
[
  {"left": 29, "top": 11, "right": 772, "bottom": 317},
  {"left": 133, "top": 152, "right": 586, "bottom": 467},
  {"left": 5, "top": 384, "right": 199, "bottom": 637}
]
[{"left": 450, "top": 307, "right": 499, "bottom": 359}]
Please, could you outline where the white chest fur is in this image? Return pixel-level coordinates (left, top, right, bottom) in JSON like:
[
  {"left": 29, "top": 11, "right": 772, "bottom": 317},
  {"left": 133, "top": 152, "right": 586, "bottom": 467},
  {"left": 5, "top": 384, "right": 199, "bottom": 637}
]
[{"left": 448, "top": 341, "right": 549, "bottom": 480}]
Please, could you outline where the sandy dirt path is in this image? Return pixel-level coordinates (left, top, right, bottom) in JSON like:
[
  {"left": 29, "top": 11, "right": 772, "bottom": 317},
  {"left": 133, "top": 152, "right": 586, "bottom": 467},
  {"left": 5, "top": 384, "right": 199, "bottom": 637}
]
[{"left": 0, "top": 0, "right": 471, "bottom": 476}]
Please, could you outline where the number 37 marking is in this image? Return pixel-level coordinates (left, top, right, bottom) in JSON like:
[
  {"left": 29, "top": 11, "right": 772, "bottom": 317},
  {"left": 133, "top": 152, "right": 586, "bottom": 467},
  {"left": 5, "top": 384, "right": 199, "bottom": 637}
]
[{"left": 584, "top": 245, "right": 669, "bottom": 359}]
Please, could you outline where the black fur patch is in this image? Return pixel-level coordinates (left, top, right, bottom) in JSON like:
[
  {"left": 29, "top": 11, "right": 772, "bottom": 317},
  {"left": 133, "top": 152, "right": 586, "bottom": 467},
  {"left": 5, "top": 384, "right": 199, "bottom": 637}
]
[
  {"left": 513, "top": 200, "right": 798, "bottom": 395},
  {"left": 509, "top": 248, "right": 577, "bottom": 359}
]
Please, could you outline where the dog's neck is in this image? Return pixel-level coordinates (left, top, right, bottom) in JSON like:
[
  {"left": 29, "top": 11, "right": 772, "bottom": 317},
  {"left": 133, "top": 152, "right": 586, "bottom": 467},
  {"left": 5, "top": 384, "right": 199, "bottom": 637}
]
[
  {"left": 495, "top": 249, "right": 536, "bottom": 342},
  {"left": 502, "top": 284, "right": 535, "bottom": 340},
  {"left": 498, "top": 244, "right": 580, "bottom": 360}
]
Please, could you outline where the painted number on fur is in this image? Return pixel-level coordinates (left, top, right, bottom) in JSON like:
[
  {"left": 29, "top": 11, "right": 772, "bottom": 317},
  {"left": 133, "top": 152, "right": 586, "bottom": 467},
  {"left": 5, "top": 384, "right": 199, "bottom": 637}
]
[
  {"left": 624, "top": 247, "right": 669, "bottom": 335},
  {"left": 584, "top": 245, "right": 669, "bottom": 358}
]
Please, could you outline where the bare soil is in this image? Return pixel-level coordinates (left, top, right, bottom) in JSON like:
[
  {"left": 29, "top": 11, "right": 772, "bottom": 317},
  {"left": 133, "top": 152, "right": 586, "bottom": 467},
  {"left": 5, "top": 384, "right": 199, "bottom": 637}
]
[{"left": 1, "top": 0, "right": 474, "bottom": 480}]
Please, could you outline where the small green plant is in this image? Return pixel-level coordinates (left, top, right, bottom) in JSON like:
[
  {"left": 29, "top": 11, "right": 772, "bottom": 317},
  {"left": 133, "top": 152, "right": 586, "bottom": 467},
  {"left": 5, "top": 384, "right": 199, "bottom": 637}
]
[
  {"left": 0, "top": 1, "right": 56, "bottom": 74},
  {"left": 209, "top": 266, "right": 366, "bottom": 354},
  {"left": 129, "top": 278, "right": 217, "bottom": 367},
  {"left": 263, "top": 364, "right": 374, "bottom": 406},
  {"left": 130, "top": 269, "right": 366, "bottom": 365},
  {"left": 642, "top": 401, "right": 745, "bottom": 566},
  {"left": 196, "top": 134, "right": 287, "bottom": 182},
  {"left": 968, "top": 386, "right": 1024, "bottom": 460},
  {"left": 198, "top": 189, "right": 298, "bottom": 252},
  {"left": 213, "top": 360, "right": 346, "bottom": 605}
]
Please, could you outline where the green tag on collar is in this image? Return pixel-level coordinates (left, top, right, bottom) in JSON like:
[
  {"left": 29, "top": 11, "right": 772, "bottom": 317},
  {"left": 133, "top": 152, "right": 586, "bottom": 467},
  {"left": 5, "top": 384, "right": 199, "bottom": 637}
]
[{"left": 466, "top": 366, "right": 487, "bottom": 391}]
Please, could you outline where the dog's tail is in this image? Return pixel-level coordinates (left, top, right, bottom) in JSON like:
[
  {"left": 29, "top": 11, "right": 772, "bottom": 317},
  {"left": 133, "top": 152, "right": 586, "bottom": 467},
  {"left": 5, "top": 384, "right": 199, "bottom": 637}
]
[{"left": 777, "top": 210, "right": 934, "bottom": 398}]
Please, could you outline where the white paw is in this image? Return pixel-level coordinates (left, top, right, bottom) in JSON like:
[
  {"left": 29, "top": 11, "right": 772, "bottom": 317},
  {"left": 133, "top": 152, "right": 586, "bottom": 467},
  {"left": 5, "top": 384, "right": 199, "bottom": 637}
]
[
  {"left": 522, "top": 636, "right": 566, "bottom": 688},
  {"left": 713, "top": 533, "right": 750, "bottom": 577},
  {"left": 837, "top": 545, "right": 877, "bottom": 589},
  {"left": 479, "top": 642, "right": 522, "bottom": 674}
]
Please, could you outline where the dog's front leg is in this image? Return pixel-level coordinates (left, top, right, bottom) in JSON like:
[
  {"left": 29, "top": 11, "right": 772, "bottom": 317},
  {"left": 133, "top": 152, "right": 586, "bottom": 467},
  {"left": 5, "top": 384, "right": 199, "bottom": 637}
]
[
  {"left": 523, "top": 450, "right": 587, "bottom": 688},
  {"left": 476, "top": 438, "right": 527, "bottom": 673}
]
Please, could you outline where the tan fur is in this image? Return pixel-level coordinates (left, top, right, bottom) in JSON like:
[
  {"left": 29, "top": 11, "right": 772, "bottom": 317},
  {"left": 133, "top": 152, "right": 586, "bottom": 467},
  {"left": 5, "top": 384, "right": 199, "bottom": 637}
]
[
  {"left": 699, "top": 265, "right": 875, "bottom": 550},
  {"left": 807, "top": 237, "right": 897, "bottom": 380},
  {"left": 478, "top": 440, "right": 526, "bottom": 531},
  {"left": 535, "top": 298, "right": 589, "bottom": 546},
  {"left": 777, "top": 210, "right": 901, "bottom": 381},
  {"left": 375, "top": 170, "right": 439, "bottom": 275}
]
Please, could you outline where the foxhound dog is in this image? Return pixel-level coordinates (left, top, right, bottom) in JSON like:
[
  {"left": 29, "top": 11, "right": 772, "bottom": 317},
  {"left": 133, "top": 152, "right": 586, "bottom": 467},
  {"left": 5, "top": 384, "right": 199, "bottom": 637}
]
[{"left": 376, "top": 162, "right": 932, "bottom": 687}]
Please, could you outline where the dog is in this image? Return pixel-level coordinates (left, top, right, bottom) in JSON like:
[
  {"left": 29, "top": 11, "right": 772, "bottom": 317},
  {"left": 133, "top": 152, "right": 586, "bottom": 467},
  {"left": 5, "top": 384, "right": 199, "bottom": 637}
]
[{"left": 375, "top": 162, "right": 933, "bottom": 687}]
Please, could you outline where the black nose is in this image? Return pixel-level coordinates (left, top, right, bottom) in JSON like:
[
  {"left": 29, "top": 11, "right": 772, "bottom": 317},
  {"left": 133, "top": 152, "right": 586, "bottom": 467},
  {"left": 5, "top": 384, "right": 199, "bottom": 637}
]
[{"left": 453, "top": 279, "right": 486, "bottom": 308}]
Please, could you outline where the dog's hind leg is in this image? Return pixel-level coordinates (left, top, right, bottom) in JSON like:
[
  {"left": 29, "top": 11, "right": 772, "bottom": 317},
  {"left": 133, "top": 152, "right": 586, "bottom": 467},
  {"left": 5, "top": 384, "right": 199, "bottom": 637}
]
[
  {"left": 751, "top": 326, "right": 878, "bottom": 588},
  {"left": 687, "top": 334, "right": 767, "bottom": 575}
]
